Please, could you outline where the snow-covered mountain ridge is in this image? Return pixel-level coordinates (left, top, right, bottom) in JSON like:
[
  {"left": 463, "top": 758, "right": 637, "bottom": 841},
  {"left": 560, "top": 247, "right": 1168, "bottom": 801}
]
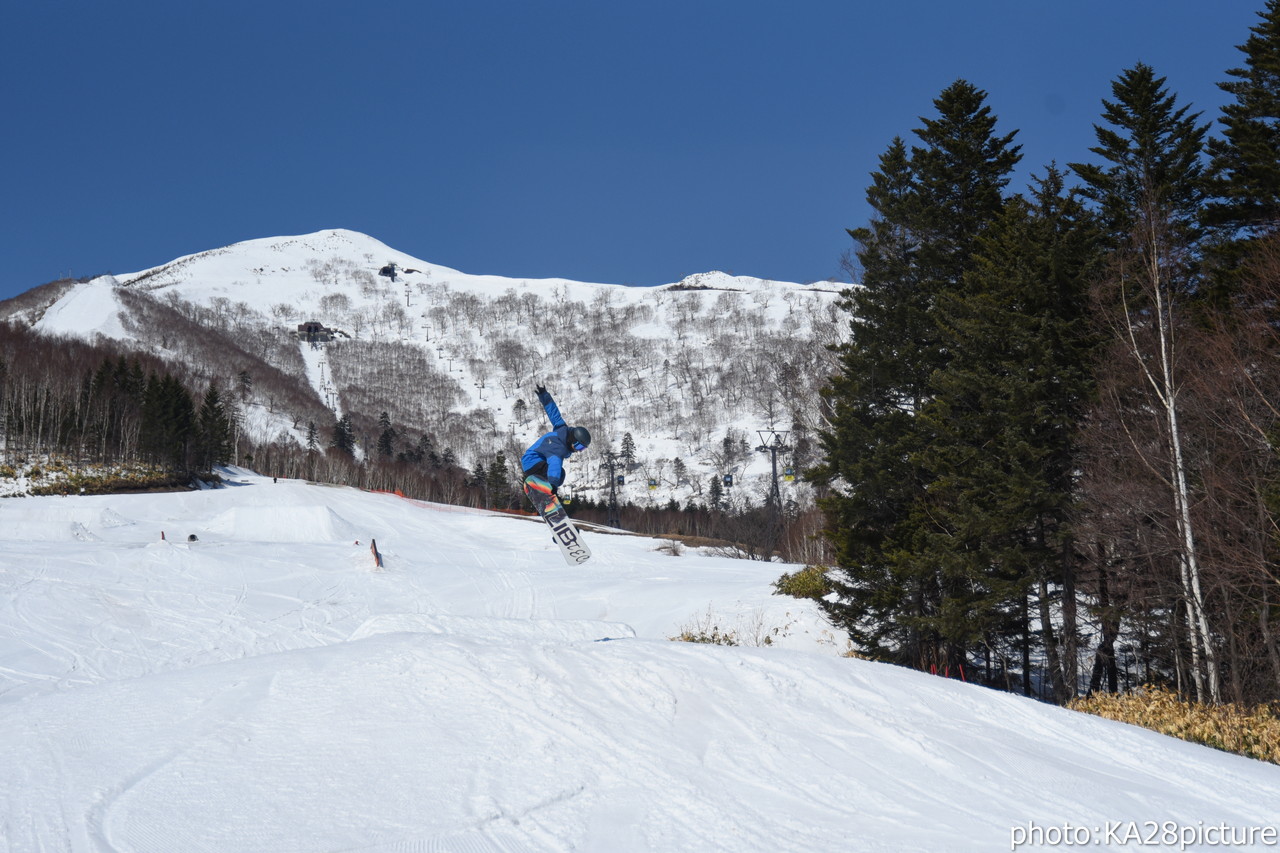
[{"left": 3, "top": 229, "right": 847, "bottom": 508}]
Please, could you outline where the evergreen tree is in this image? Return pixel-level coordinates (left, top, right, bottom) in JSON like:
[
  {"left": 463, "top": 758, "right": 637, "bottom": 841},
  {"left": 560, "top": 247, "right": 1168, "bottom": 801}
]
[
  {"left": 819, "top": 138, "right": 925, "bottom": 665},
  {"left": 1070, "top": 62, "right": 1208, "bottom": 252},
  {"left": 1072, "top": 62, "right": 1219, "bottom": 702},
  {"left": 816, "top": 80, "right": 1021, "bottom": 671},
  {"left": 912, "top": 81, "right": 1023, "bottom": 293},
  {"left": 84, "top": 356, "right": 143, "bottom": 461},
  {"left": 418, "top": 432, "right": 440, "bottom": 467},
  {"left": 708, "top": 475, "right": 724, "bottom": 510},
  {"left": 140, "top": 373, "right": 195, "bottom": 471},
  {"left": 621, "top": 432, "right": 637, "bottom": 470},
  {"left": 376, "top": 411, "right": 396, "bottom": 458},
  {"left": 397, "top": 431, "right": 424, "bottom": 465},
  {"left": 486, "top": 452, "right": 512, "bottom": 509},
  {"left": 1206, "top": 0, "right": 1280, "bottom": 267},
  {"left": 330, "top": 414, "right": 355, "bottom": 457},
  {"left": 305, "top": 421, "right": 318, "bottom": 453},
  {"left": 195, "top": 383, "right": 234, "bottom": 472},
  {"left": 126, "top": 360, "right": 144, "bottom": 396},
  {"left": 918, "top": 168, "right": 1102, "bottom": 697}
]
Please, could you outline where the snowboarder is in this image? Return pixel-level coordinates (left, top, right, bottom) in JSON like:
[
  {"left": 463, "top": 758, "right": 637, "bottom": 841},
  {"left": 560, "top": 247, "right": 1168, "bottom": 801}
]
[
  {"left": 521, "top": 385, "right": 594, "bottom": 564},
  {"left": 520, "top": 384, "right": 591, "bottom": 502}
]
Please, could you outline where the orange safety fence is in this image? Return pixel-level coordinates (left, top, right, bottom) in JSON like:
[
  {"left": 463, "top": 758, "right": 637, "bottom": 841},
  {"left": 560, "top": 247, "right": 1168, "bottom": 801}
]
[{"left": 367, "top": 489, "right": 537, "bottom": 518}]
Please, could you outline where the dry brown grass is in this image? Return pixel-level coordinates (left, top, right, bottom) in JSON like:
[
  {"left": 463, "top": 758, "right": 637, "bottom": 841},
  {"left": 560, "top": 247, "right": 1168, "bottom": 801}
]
[{"left": 1069, "top": 686, "right": 1280, "bottom": 764}]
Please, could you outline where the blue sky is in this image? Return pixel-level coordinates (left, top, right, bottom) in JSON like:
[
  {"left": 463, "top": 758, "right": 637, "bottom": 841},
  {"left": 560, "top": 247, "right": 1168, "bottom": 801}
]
[{"left": 1, "top": 1, "right": 1266, "bottom": 299}]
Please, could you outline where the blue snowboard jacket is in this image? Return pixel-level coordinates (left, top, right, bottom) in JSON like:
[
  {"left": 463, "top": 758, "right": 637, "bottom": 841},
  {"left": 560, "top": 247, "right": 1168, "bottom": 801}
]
[{"left": 521, "top": 389, "right": 575, "bottom": 488}]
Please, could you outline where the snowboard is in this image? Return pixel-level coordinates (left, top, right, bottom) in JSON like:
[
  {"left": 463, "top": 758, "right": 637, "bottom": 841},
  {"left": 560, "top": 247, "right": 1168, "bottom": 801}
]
[{"left": 523, "top": 475, "right": 592, "bottom": 565}]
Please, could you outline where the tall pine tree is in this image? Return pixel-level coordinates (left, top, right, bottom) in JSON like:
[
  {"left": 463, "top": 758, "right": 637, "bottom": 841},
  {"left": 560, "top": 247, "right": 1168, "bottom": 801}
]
[
  {"left": 917, "top": 168, "right": 1102, "bottom": 697},
  {"left": 195, "top": 383, "right": 234, "bottom": 472},
  {"left": 486, "top": 452, "right": 512, "bottom": 509},
  {"left": 1071, "top": 62, "right": 1219, "bottom": 702},
  {"left": 817, "top": 80, "right": 1021, "bottom": 671},
  {"left": 330, "top": 414, "right": 355, "bottom": 457},
  {"left": 1206, "top": 0, "right": 1280, "bottom": 274},
  {"left": 1070, "top": 62, "right": 1207, "bottom": 250},
  {"left": 376, "top": 411, "right": 396, "bottom": 459}
]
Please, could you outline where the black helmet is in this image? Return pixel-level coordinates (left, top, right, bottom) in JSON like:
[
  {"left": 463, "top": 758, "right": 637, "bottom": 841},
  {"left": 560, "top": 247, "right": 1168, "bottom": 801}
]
[{"left": 569, "top": 426, "right": 592, "bottom": 450}]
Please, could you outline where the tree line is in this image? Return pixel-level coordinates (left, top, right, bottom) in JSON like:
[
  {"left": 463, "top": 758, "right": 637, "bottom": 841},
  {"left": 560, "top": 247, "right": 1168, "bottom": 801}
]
[
  {"left": 813, "top": 1, "right": 1280, "bottom": 705},
  {"left": 0, "top": 325, "right": 236, "bottom": 476},
  {"left": 0, "top": 318, "right": 526, "bottom": 511}
]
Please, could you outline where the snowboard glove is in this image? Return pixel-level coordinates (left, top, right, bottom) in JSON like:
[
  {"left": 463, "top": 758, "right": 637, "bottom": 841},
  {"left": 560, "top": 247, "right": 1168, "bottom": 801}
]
[{"left": 535, "top": 383, "right": 547, "bottom": 396}]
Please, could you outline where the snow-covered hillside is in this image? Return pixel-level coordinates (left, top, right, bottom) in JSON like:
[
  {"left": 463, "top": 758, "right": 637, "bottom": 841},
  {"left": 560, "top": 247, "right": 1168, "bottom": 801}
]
[
  {"left": 3, "top": 472, "right": 1279, "bottom": 851},
  {"left": 4, "top": 229, "right": 846, "bottom": 509}
]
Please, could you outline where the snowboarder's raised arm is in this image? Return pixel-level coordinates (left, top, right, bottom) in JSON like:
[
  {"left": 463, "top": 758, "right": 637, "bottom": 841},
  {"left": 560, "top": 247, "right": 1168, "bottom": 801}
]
[{"left": 536, "top": 385, "right": 566, "bottom": 430}]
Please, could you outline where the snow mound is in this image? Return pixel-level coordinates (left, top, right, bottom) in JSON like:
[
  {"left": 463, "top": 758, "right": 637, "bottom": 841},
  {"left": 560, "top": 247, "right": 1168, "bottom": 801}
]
[
  {"left": 0, "top": 521, "right": 102, "bottom": 542},
  {"left": 349, "top": 613, "right": 637, "bottom": 645},
  {"left": 0, "top": 505, "right": 133, "bottom": 541},
  {"left": 202, "top": 504, "right": 361, "bottom": 542}
]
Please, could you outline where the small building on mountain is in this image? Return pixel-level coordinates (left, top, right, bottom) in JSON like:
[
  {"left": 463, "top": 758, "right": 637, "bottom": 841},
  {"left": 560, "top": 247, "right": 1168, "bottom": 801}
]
[{"left": 293, "top": 321, "right": 336, "bottom": 343}]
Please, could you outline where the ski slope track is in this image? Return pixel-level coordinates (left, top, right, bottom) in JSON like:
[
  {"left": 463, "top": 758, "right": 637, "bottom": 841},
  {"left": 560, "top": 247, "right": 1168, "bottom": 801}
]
[{"left": 2, "top": 471, "right": 1279, "bottom": 851}]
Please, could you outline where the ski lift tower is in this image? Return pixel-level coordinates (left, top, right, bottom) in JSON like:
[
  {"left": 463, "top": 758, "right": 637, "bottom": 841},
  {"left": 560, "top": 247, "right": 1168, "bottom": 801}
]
[
  {"left": 755, "top": 430, "right": 793, "bottom": 506},
  {"left": 603, "top": 450, "right": 623, "bottom": 529}
]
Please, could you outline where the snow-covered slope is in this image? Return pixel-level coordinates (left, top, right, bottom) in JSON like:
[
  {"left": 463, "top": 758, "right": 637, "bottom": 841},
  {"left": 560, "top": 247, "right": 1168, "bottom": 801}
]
[
  {"left": 28, "top": 275, "right": 133, "bottom": 340},
  {"left": 2, "top": 473, "right": 1278, "bottom": 851}
]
